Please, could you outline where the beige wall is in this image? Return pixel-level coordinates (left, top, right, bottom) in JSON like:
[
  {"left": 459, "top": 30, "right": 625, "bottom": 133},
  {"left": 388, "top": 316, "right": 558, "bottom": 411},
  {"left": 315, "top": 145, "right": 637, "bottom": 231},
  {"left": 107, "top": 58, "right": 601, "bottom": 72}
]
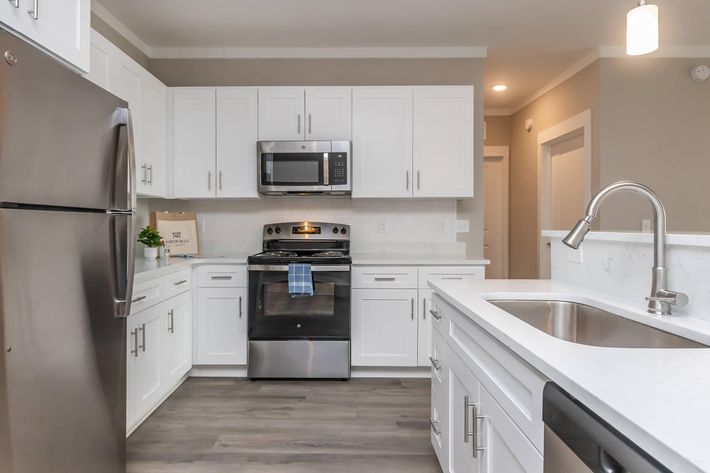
[
  {"left": 484, "top": 115, "right": 512, "bottom": 146},
  {"left": 508, "top": 62, "right": 601, "bottom": 278},
  {"left": 597, "top": 57, "right": 710, "bottom": 232},
  {"left": 150, "top": 58, "right": 486, "bottom": 257},
  {"left": 90, "top": 13, "right": 150, "bottom": 69}
]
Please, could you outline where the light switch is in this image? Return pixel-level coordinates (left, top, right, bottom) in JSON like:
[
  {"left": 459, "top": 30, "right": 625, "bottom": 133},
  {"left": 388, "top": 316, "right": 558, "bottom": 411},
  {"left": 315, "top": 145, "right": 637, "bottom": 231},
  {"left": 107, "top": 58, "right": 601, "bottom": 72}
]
[
  {"left": 567, "top": 247, "right": 583, "bottom": 264},
  {"left": 455, "top": 219, "right": 470, "bottom": 233}
]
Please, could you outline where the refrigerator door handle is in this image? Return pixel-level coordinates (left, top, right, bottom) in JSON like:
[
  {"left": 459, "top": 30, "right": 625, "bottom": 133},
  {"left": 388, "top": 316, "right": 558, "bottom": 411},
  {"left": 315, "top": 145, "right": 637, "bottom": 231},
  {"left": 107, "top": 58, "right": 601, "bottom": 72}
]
[
  {"left": 109, "top": 213, "right": 135, "bottom": 318},
  {"left": 110, "top": 107, "right": 137, "bottom": 213}
]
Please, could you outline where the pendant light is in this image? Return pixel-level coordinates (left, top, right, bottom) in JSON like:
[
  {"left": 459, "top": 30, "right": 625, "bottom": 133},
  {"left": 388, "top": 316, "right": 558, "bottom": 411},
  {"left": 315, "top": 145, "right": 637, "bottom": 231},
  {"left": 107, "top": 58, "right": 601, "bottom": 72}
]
[{"left": 626, "top": 0, "right": 659, "bottom": 56}]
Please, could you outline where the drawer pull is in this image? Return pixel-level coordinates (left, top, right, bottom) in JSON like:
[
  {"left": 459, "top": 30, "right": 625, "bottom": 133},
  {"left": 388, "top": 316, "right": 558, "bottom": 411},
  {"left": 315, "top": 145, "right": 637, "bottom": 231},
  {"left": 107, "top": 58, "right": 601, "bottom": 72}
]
[
  {"left": 442, "top": 277, "right": 463, "bottom": 280},
  {"left": 374, "top": 277, "right": 396, "bottom": 282},
  {"left": 132, "top": 295, "right": 147, "bottom": 303},
  {"left": 464, "top": 395, "right": 484, "bottom": 458},
  {"left": 168, "top": 309, "right": 175, "bottom": 333},
  {"left": 429, "top": 419, "right": 442, "bottom": 436},
  {"left": 174, "top": 279, "right": 188, "bottom": 286},
  {"left": 429, "top": 356, "right": 441, "bottom": 371},
  {"left": 430, "top": 309, "right": 443, "bottom": 320},
  {"left": 138, "top": 324, "right": 146, "bottom": 352},
  {"left": 210, "top": 275, "right": 233, "bottom": 280},
  {"left": 130, "top": 329, "right": 139, "bottom": 357}
]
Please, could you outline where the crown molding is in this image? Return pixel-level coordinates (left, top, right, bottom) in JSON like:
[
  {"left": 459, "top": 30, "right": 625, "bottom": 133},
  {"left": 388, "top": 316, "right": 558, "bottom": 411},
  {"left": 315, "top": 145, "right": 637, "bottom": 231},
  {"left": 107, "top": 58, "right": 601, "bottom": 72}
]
[
  {"left": 91, "top": 2, "right": 152, "bottom": 57},
  {"left": 484, "top": 108, "right": 512, "bottom": 116},
  {"left": 599, "top": 45, "right": 710, "bottom": 58},
  {"left": 148, "top": 46, "right": 487, "bottom": 59}
]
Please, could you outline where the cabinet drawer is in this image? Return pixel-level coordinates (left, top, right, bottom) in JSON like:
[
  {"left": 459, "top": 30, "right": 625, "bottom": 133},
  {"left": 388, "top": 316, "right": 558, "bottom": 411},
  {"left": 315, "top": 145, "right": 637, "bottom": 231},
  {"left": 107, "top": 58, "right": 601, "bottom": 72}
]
[
  {"left": 195, "top": 265, "right": 247, "bottom": 287},
  {"left": 352, "top": 266, "right": 418, "bottom": 289},
  {"left": 161, "top": 269, "right": 192, "bottom": 298},
  {"left": 433, "top": 293, "right": 546, "bottom": 453},
  {"left": 430, "top": 386, "right": 448, "bottom": 470},
  {"left": 130, "top": 279, "right": 162, "bottom": 315},
  {"left": 419, "top": 266, "right": 485, "bottom": 288},
  {"left": 429, "top": 294, "right": 448, "bottom": 336},
  {"left": 430, "top": 329, "right": 448, "bottom": 392}
]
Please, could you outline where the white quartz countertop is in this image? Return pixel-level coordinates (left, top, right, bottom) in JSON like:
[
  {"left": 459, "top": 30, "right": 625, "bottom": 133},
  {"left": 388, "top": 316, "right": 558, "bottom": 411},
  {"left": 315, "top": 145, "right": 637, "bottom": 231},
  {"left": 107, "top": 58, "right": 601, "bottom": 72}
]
[
  {"left": 428, "top": 278, "right": 710, "bottom": 473},
  {"left": 351, "top": 254, "right": 489, "bottom": 265},
  {"left": 134, "top": 254, "right": 250, "bottom": 281},
  {"left": 543, "top": 230, "right": 710, "bottom": 248}
]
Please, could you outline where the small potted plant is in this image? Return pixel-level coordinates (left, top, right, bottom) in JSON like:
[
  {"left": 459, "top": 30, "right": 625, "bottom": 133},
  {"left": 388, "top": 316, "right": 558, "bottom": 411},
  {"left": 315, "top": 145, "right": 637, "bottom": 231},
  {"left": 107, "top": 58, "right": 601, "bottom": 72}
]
[{"left": 137, "top": 226, "right": 163, "bottom": 260}]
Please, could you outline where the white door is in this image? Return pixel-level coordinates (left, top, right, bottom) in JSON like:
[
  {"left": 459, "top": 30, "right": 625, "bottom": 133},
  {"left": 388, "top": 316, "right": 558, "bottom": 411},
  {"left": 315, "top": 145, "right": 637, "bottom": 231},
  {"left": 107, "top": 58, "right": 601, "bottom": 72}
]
[
  {"left": 194, "top": 287, "right": 247, "bottom": 364},
  {"left": 161, "top": 292, "right": 192, "bottom": 387},
  {"left": 417, "top": 288, "right": 433, "bottom": 367},
  {"left": 351, "top": 288, "right": 418, "bottom": 366},
  {"left": 483, "top": 147, "right": 509, "bottom": 279},
  {"left": 413, "top": 87, "right": 474, "bottom": 198},
  {"left": 449, "top": 359, "right": 481, "bottom": 473},
  {"left": 139, "top": 73, "right": 168, "bottom": 197},
  {"left": 83, "top": 30, "right": 112, "bottom": 90},
  {"left": 109, "top": 53, "right": 142, "bottom": 161},
  {"left": 258, "top": 87, "right": 305, "bottom": 141},
  {"left": 479, "top": 387, "right": 543, "bottom": 473},
  {"left": 305, "top": 87, "right": 352, "bottom": 140},
  {"left": 216, "top": 87, "right": 258, "bottom": 198},
  {"left": 172, "top": 88, "right": 216, "bottom": 198},
  {"left": 0, "top": 0, "right": 21, "bottom": 31},
  {"left": 18, "top": 0, "right": 89, "bottom": 72},
  {"left": 126, "top": 305, "right": 162, "bottom": 430},
  {"left": 352, "top": 88, "right": 413, "bottom": 198}
]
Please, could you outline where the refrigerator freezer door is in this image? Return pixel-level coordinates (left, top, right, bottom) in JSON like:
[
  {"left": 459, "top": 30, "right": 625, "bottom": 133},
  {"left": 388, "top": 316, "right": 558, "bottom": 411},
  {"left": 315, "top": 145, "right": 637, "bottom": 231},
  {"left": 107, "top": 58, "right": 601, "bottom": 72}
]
[
  {"left": 0, "top": 31, "right": 128, "bottom": 210},
  {"left": 0, "top": 208, "right": 126, "bottom": 473}
]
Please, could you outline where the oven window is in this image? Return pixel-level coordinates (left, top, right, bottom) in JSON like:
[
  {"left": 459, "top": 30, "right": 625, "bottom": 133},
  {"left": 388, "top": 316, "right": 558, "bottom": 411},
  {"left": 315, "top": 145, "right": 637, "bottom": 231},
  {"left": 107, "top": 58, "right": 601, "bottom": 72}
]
[
  {"left": 263, "top": 283, "right": 335, "bottom": 317},
  {"left": 262, "top": 153, "right": 324, "bottom": 186}
]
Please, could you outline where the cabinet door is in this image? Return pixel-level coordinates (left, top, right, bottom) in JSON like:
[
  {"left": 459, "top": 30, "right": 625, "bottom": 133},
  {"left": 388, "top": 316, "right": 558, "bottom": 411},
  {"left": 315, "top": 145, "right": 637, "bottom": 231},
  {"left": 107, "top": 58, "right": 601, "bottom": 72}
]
[
  {"left": 216, "top": 87, "right": 258, "bottom": 198},
  {"left": 172, "top": 88, "right": 216, "bottom": 198},
  {"left": 18, "top": 0, "right": 89, "bottom": 72},
  {"left": 351, "top": 288, "right": 418, "bottom": 366},
  {"left": 305, "top": 87, "right": 352, "bottom": 140},
  {"left": 448, "top": 354, "right": 482, "bottom": 473},
  {"left": 83, "top": 29, "right": 111, "bottom": 90},
  {"left": 139, "top": 73, "right": 168, "bottom": 197},
  {"left": 161, "top": 292, "right": 192, "bottom": 387},
  {"left": 109, "top": 53, "right": 142, "bottom": 161},
  {"left": 479, "top": 387, "right": 543, "bottom": 473},
  {"left": 352, "top": 88, "right": 413, "bottom": 198},
  {"left": 418, "top": 288, "right": 433, "bottom": 367},
  {"left": 1, "top": 0, "right": 21, "bottom": 36},
  {"left": 258, "top": 87, "right": 305, "bottom": 141},
  {"left": 194, "top": 287, "right": 247, "bottom": 364},
  {"left": 126, "top": 305, "right": 162, "bottom": 430},
  {"left": 413, "top": 87, "right": 474, "bottom": 198}
]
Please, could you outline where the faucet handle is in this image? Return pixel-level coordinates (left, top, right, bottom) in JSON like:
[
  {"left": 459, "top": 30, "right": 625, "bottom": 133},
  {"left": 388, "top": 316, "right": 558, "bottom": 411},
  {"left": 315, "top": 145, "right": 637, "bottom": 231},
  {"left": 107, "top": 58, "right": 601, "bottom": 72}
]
[{"left": 646, "top": 290, "right": 689, "bottom": 307}]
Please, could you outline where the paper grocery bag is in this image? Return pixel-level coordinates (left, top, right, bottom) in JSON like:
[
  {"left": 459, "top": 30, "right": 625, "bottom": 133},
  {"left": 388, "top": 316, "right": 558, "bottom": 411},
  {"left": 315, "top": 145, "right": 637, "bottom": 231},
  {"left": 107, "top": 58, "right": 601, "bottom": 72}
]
[{"left": 150, "top": 211, "right": 199, "bottom": 256}]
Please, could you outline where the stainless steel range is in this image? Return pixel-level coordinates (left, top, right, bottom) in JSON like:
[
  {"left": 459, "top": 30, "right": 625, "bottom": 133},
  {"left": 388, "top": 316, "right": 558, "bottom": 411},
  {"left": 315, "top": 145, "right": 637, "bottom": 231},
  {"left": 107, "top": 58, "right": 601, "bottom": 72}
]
[{"left": 247, "top": 222, "right": 351, "bottom": 379}]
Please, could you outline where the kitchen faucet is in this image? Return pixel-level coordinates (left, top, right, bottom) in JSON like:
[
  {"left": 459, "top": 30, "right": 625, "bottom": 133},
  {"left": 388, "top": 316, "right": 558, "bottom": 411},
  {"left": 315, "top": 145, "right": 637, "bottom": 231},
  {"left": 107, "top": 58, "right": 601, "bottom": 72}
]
[{"left": 562, "top": 181, "right": 688, "bottom": 316}]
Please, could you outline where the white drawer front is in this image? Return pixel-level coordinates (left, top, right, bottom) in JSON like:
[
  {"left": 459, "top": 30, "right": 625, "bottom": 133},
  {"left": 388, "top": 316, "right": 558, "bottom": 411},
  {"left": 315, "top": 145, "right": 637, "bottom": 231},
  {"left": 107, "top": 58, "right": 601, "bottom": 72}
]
[
  {"left": 431, "top": 386, "right": 448, "bottom": 469},
  {"left": 430, "top": 328, "right": 449, "bottom": 391},
  {"left": 195, "top": 265, "right": 247, "bottom": 287},
  {"left": 352, "top": 266, "right": 418, "bottom": 289},
  {"left": 130, "top": 279, "right": 162, "bottom": 315},
  {"left": 161, "top": 269, "right": 192, "bottom": 298},
  {"left": 433, "top": 293, "right": 547, "bottom": 453},
  {"left": 419, "top": 266, "right": 485, "bottom": 288}
]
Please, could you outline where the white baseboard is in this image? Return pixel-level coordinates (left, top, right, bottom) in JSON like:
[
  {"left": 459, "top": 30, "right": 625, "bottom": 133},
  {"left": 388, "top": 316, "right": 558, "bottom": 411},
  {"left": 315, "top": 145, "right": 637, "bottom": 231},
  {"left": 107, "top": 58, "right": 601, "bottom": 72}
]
[
  {"left": 188, "top": 365, "right": 431, "bottom": 379},
  {"left": 189, "top": 365, "right": 248, "bottom": 377}
]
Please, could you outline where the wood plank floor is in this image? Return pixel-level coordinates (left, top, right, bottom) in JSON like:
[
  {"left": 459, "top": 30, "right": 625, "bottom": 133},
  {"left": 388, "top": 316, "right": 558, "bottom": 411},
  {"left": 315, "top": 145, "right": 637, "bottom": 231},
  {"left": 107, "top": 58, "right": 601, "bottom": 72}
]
[{"left": 128, "top": 378, "right": 442, "bottom": 473}]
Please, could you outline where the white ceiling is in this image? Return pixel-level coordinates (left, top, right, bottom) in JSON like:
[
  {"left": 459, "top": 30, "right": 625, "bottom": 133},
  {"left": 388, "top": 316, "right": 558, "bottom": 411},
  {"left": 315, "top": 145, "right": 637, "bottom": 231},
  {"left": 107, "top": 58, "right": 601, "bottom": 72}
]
[{"left": 94, "top": 0, "right": 710, "bottom": 110}]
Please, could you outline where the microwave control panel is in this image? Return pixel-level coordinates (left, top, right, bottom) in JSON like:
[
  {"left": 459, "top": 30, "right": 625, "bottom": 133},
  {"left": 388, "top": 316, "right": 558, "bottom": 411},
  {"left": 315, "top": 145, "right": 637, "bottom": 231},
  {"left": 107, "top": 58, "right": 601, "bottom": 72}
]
[{"left": 329, "top": 153, "right": 348, "bottom": 185}]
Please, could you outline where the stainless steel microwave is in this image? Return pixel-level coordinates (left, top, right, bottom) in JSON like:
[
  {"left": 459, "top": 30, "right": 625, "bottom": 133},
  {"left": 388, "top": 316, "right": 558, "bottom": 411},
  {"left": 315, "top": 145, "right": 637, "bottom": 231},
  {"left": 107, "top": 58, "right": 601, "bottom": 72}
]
[{"left": 257, "top": 141, "right": 351, "bottom": 196}]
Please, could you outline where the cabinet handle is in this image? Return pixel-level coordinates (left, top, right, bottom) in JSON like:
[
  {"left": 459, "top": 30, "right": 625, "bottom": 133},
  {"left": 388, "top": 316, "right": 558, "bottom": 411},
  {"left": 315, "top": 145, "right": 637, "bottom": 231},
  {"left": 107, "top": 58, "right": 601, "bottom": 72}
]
[
  {"left": 428, "top": 356, "right": 441, "bottom": 371},
  {"left": 239, "top": 296, "right": 243, "bottom": 319},
  {"left": 147, "top": 165, "right": 153, "bottom": 185},
  {"left": 297, "top": 113, "right": 301, "bottom": 134},
  {"left": 174, "top": 279, "right": 188, "bottom": 286},
  {"left": 429, "top": 309, "right": 443, "bottom": 320},
  {"left": 423, "top": 298, "right": 427, "bottom": 319},
  {"left": 429, "top": 419, "right": 442, "bottom": 436},
  {"left": 463, "top": 395, "right": 484, "bottom": 458},
  {"left": 138, "top": 324, "right": 146, "bottom": 352},
  {"left": 308, "top": 113, "right": 312, "bottom": 134},
  {"left": 140, "top": 164, "right": 147, "bottom": 184},
  {"left": 417, "top": 170, "right": 421, "bottom": 190},
  {"left": 218, "top": 171, "right": 223, "bottom": 191},
  {"left": 374, "top": 277, "right": 396, "bottom": 282},
  {"left": 210, "top": 275, "right": 233, "bottom": 280},
  {"left": 27, "top": 0, "right": 38, "bottom": 19},
  {"left": 442, "top": 277, "right": 463, "bottom": 280},
  {"left": 130, "top": 329, "right": 139, "bottom": 357},
  {"left": 132, "top": 295, "right": 147, "bottom": 303},
  {"left": 411, "top": 298, "right": 414, "bottom": 320},
  {"left": 9, "top": 0, "right": 19, "bottom": 9},
  {"left": 406, "top": 170, "right": 410, "bottom": 190},
  {"left": 168, "top": 309, "right": 174, "bottom": 334},
  {"left": 207, "top": 171, "right": 212, "bottom": 191}
]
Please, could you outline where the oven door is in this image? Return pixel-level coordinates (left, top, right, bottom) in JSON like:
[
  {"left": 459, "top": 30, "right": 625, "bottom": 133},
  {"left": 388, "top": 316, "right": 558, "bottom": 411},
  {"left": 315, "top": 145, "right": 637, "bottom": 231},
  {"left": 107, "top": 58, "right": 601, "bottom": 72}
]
[
  {"left": 248, "top": 264, "right": 351, "bottom": 340},
  {"left": 258, "top": 141, "right": 331, "bottom": 194}
]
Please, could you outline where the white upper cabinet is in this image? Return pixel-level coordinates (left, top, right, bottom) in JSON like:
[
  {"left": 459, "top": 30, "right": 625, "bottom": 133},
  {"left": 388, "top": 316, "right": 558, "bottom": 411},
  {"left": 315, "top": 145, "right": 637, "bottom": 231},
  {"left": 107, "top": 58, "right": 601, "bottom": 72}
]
[
  {"left": 84, "top": 29, "right": 111, "bottom": 90},
  {"left": 305, "top": 87, "right": 352, "bottom": 140},
  {"left": 0, "top": 0, "right": 90, "bottom": 72},
  {"left": 216, "top": 88, "right": 259, "bottom": 198},
  {"left": 352, "top": 88, "right": 413, "bottom": 198},
  {"left": 171, "top": 88, "right": 217, "bottom": 198},
  {"left": 140, "top": 74, "right": 169, "bottom": 197},
  {"left": 413, "top": 87, "right": 474, "bottom": 198},
  {"left": 258, "top": 87, "right": 305, "bottom": 141}
]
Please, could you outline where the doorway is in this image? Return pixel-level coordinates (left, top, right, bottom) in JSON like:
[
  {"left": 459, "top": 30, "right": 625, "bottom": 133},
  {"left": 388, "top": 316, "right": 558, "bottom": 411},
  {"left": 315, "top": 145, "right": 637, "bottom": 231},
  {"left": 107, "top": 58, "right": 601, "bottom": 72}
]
[
  {"left": 537, "top": 110, "right": 592, "bottom": 279},
  {"left": 483, "top": 146, "right": 509, "bottom": 279}
]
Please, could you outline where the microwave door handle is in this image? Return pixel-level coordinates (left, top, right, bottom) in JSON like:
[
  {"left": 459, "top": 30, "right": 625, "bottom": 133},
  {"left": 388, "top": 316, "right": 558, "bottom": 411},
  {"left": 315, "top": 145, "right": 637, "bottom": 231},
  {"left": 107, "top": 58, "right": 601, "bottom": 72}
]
[{"left": 323, "top": 154, "right": 329, "bottom": 186}]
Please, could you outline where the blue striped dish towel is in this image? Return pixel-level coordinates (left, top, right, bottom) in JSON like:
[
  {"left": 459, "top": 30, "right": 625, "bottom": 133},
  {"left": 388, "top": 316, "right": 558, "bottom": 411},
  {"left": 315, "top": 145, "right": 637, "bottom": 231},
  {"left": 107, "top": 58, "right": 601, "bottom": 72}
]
[{"left": 288, "top": 263, "right": 314, "bottom": 297}]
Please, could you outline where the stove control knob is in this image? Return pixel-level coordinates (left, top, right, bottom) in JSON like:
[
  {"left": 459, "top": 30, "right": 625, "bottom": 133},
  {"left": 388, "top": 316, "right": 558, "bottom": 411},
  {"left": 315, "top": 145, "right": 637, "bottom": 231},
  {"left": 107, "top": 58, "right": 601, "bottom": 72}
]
[
  {"left": 332, "top": 226, "right": 339, "bottom": 234},
  {"left": 266, "top": 227, "right": 273, "bottom": 235},
  {"left": 275, "top": 227, "right": 281, "bottom": 234},
  {"left": 340, "top": 227, "right": 347, "bottom": 234}
]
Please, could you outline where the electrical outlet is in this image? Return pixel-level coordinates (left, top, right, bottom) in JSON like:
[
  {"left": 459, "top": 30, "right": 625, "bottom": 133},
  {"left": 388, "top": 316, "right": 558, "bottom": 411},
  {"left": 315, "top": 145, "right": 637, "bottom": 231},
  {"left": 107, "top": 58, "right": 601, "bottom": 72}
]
[
  {"left": 378, "top": 221, "right": 388, "bottom": 233},
  {"left": 567, "top": 247, "right": 583, "bottom": 264},
  {"left": 455, "top": 219, "right": 470, "bottom": 233},
  {"left": 641, "top": 218, "right": 651, "bottom": 233}
]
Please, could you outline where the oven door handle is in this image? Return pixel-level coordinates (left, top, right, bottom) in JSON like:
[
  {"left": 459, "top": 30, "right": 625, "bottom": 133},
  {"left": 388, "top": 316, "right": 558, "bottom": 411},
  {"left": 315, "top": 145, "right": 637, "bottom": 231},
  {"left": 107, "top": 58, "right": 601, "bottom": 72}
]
[{"left": 248, "top": 264, "right": 350, "bottom": 272}]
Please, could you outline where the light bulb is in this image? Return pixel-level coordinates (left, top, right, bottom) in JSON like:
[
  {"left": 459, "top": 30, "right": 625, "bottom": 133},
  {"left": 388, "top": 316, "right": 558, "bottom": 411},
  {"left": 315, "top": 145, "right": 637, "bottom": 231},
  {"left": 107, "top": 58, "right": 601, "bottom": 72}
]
[
  {"left": 492, "top": 84, "right": 508, "bottom": 92},
  {"left": 626, "top": 1, "right": 659, "bottom": 56}
]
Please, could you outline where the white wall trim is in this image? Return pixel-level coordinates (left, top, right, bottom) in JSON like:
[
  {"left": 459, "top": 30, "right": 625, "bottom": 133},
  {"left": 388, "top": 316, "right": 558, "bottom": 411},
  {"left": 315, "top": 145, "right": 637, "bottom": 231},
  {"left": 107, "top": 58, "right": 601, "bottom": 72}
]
[
  {"left": 91, "top": 2, "right": 153, "bottom": 57},
  {"left": 536, "top": 109, "right": 593, "bottom": 278},
  {"left": 148, "top": 46, "right": 487, "bottom": 59},
  {"left": 484, "top": 146, "right": 510, "bottom": 279},
  {"left": 599, "top": 45, "right": 710, "bottom": 58},
  {"left": 484, "top": 108, "right": 512, "bottom": 116}
]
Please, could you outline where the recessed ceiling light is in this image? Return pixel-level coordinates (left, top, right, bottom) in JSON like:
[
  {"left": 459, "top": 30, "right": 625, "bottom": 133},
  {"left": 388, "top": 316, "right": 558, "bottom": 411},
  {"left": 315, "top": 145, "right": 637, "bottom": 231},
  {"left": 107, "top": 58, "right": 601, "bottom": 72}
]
[{"left": 492, "top": 84, "right": 508, "bottom": 92}]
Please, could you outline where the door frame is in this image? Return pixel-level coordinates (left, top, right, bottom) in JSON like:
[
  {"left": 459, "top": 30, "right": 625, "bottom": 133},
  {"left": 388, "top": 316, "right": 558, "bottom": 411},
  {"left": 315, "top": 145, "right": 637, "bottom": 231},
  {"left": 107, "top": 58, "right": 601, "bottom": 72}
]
[
  {"left": 483, "top": 146, "right": 510, "bottom": 279},
  {"left": 536, "top": 109, "right": 592, "bottom": 278}
]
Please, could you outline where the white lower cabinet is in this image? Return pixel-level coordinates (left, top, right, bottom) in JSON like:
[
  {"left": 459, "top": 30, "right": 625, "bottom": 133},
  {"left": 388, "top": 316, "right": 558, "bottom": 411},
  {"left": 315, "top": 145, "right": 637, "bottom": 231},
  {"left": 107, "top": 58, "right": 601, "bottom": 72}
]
[
  {"left": 194, "top": 287, "right": 247, "bottom": 364},
  {"left": 418, "top": 288, "right": 433, "bottom": 367},
  {"left": 161, "top": 292, "right": 192, "bottom": 387}
]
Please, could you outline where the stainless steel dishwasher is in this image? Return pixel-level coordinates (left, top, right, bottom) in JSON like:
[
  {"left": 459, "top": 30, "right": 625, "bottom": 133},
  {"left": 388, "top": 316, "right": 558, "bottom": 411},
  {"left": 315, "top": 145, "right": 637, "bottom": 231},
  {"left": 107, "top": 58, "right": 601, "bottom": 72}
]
[{"left": 543, "top": 383, "right": 671, "bottom": 473}]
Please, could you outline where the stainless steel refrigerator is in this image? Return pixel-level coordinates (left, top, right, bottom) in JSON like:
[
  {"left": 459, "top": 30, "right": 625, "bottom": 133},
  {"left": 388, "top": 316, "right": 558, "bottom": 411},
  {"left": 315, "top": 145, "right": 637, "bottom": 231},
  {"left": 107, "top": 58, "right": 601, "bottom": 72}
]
[{"left": 0, "top": 31, "right": 136, "bottom": 472}]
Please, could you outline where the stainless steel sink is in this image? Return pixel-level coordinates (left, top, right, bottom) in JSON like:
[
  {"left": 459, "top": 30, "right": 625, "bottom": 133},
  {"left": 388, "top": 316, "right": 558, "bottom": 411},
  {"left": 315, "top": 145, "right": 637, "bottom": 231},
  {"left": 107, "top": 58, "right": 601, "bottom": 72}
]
[{"left": 487, "top": 300, "right": 706, "bottom": 349}]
